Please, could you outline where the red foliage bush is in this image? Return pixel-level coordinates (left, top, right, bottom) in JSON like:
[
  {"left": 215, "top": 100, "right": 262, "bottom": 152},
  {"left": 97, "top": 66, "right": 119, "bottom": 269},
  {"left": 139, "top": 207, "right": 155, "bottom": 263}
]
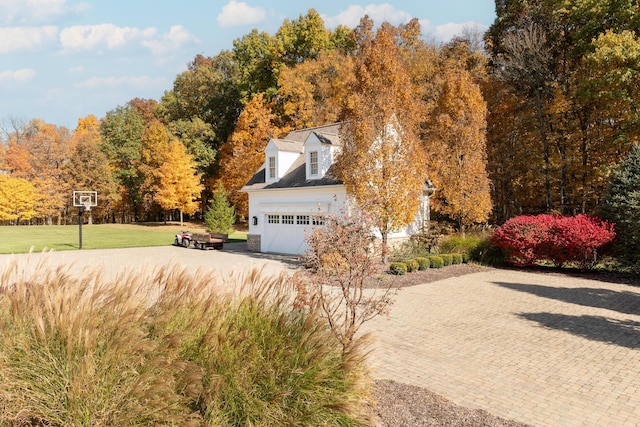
[{"left": 491, "top": 214, "right": 615, "bottom": 269}]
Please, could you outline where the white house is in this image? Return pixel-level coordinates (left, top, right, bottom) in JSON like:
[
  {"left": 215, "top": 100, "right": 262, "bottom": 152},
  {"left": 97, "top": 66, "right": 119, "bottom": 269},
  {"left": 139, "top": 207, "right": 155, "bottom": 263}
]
[{"left": 241, "top": 122, "right": 434, "bottom": 255}]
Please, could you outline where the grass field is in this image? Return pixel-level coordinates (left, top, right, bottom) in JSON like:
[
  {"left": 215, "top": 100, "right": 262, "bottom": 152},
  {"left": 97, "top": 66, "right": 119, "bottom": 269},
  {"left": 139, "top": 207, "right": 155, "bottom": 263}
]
[{"left": 0, "top": 222, "right": 247, "bottom": 254}]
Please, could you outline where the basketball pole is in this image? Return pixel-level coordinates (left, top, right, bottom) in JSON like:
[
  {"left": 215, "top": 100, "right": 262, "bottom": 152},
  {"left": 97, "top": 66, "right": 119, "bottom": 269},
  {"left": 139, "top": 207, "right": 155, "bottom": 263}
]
[{"left": 78, "top": 206, "right": 84, "bottom": 249}]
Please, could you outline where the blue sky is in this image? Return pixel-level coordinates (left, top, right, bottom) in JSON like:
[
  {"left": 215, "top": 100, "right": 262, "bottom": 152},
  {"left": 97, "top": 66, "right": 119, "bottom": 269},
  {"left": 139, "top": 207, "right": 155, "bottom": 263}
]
[{"left": 0, "top": 0, "right": 496, "bottom": 131}]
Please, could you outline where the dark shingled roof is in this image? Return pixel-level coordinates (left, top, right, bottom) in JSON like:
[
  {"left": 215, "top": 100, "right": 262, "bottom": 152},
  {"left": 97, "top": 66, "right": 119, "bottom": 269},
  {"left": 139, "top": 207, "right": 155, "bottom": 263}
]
[{"left": 242, "top": 123, "right": 343, "bottom": 191}]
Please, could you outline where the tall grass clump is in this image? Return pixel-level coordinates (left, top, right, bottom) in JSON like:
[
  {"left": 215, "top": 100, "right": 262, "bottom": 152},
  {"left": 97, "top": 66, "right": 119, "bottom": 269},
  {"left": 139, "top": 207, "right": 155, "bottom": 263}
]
[
  {"left": 0, "top": 258, "right": 372, "bottom": 426},
  {"left": 438, "top": 234, "right": 485, "bottom": 258}
]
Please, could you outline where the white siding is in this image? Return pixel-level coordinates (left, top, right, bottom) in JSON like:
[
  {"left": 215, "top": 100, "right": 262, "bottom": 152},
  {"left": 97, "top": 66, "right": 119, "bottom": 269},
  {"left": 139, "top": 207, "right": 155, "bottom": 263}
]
[{"left": 246, "top": 186, "right": 347, "bottom": 254}]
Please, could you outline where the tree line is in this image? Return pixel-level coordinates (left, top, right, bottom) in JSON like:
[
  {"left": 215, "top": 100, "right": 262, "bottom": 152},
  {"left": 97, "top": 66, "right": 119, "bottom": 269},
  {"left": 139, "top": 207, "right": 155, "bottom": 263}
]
[{"left": 2, "top": 2, "right": 638, "bottom": 230}]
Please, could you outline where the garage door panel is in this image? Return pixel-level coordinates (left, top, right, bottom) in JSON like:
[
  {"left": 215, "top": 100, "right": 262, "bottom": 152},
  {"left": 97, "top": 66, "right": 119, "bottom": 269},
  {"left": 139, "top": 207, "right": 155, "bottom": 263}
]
[{"left": 263, "top": 214, "right": 312, "bottom": 254}]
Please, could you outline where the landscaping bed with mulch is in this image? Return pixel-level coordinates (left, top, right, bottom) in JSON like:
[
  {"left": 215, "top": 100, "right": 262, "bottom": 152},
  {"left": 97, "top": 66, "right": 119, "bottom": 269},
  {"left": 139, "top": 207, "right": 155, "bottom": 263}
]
[
  {"left": 372, "top": 379, "right": 531, "bottom": 427},
  {"left": 366, "top": 262, "right": 489, "bottom": 289}
]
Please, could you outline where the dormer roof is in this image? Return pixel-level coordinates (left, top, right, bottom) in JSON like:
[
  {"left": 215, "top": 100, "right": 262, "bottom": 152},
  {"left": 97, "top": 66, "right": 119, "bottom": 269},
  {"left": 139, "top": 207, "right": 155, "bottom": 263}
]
[
  {"left": 286, "top": 123, "right": 341, "bottom": 145},
  {"left": 267, "top": 139, "right": 304, "bottom": 153}
]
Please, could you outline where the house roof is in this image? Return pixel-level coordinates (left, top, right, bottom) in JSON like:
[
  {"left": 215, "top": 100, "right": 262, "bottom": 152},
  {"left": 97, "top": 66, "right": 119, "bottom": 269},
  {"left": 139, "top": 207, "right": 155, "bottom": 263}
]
[
  {"left": 283, "top": 122, "right": 341, "bottom": 145},
  {"left": 243, "top": 123, "right": 343, "bottom": 191},
  {"left": 243, "top": 157, "right": 342, "bottom": 191}
]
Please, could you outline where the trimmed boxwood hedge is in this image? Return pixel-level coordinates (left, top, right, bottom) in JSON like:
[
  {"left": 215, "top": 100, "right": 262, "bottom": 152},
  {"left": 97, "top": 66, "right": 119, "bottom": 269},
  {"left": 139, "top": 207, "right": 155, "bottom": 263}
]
[
  {"left": 428, "top": 255, "right": 444, "bottom": 268},
  {"left": 415, "top": 257, "right": 430, "bottom": 270},
  {"left": 404, "top": 259, "right": 419, "bottom": 272},
  {"left": 389, "top": 262, "right": 408, "bottom": 275},
  {"left": 440, "top": 254, "right": 453, "bottom": 266}
]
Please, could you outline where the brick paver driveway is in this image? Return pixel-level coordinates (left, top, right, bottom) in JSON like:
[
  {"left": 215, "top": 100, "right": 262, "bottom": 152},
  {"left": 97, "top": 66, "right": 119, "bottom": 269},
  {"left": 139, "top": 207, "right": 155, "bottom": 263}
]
[
  {"left": 2, "top": 247, "right": 639, "bottom": 426},
  {"left": 363, "top": 268, "right": 640, "bottom": 427}
]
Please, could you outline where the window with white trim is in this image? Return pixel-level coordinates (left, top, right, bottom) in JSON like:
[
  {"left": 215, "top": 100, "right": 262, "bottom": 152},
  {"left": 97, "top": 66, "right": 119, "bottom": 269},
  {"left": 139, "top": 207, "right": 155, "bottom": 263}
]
[
  {"left": 309, "top": 151, "right": 318, "bottom": 175},
  {"left": 268, "top": 156, "right": 276, "bottom": 179},
  {"left": 296, "top": 215, "right": 310, "bottom": 225},
  {"left": 267, "top": 214, "right": 280, "bottom": 224},
  {"left": 282, "top": 215, "right": 294, "bottom": 224}
]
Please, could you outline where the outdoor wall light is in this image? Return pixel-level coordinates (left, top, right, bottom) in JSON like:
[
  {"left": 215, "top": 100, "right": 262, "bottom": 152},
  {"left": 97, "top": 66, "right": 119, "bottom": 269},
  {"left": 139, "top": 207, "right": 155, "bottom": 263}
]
[{"left": 252, "top": 216, "right": 258, "bottom": 225}]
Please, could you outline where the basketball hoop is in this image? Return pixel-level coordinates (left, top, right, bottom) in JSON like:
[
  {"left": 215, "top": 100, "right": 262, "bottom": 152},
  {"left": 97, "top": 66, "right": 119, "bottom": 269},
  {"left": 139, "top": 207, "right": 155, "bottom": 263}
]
[{"left": 73, "top": 191, "right": 97, "bottom": 249}]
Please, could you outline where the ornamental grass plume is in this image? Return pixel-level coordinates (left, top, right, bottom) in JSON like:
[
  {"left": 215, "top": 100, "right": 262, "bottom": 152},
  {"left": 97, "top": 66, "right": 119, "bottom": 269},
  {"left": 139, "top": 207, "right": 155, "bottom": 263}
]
[{"left": 0, "top": 256, "right": 374, "bottom": 426}]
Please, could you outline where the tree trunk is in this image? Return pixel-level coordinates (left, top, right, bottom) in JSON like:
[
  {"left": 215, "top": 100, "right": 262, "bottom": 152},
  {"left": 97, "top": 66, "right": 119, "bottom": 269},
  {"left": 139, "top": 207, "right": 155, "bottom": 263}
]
[
  {"left": 180, "top": 210, "right": 184, "bottom": 228},
  {"left": 534, "top": 89, "right": 552, "bottom": 212},
  {"left": 381, "top": 231, "right": 389, "bottom": 264}
]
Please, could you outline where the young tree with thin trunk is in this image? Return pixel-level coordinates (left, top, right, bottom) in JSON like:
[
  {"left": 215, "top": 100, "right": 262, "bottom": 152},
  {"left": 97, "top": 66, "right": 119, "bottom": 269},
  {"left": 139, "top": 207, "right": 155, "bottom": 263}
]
[
  {"left": 335, "top": 20, "right": 427, "bottom": 262},
  {"left": 156, "top": 139, "right": 203, "bottom": 227},
  {"left": 294, "top": 211, "right": 396, "bottom": 354}
]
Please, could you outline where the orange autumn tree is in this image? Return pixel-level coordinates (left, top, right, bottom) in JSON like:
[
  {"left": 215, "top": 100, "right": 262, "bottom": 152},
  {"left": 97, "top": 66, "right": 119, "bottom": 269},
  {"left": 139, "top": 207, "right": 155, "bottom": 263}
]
[
  {"left": 2, "top": 119, "right": 71, "bottom": 224},
  {"left": 335, "top": 20, "right": 427, "bottom": 262},
  {"left": 278, "top": 50, "right": 355, "bottom": 130},
  {"left": 218, "top": 93, "right": 281, "bottom": 217},
  {"left": 428, "top": 69, "right": 491, "bottom": 234},
  {"left": 156, "top": 138, "right": 203, "bottom": 226},
  {"left": 67, "top": 115, "right": 119, "bottom": 223}
]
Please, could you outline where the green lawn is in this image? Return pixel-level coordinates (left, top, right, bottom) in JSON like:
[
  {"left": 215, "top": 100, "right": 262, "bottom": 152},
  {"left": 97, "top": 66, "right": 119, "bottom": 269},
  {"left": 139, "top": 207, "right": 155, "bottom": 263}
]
[{"left": 0, "top": 223, "right": 247, "bottom": 254}]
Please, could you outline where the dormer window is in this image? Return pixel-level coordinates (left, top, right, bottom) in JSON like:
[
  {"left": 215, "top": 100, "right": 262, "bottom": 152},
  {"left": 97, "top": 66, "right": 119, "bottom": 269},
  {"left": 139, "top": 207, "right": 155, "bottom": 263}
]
[
  {"left": 309, "top": 151, "right": 319, "bottom": 176},
  {"left": 268, "top": 156, "right": 276, "bottom": 179}
]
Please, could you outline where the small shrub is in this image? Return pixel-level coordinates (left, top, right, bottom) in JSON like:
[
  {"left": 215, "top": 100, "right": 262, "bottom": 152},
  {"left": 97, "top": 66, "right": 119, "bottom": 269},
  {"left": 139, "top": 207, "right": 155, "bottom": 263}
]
[
  {"left": 461, "top": 253, "right": 470, "bottom": 263},
  {"left": 389, "top": 262, "right": 408, "bottom": 275},
  {"left": 415, "top": 257, "right": 430, "bottom": 270},
  {"left": 428, "top": 255, "right": 444, "bottom": 268},
  {"left": 470, "top": 237, "right": 505, "bottom": 266},
  {"left": 440, "top": 254, "right": 453, "bottom": 266},
  {"left": 404, "top": 259, "right": 419, "bottom": 272},
  {"left": 390, "top": 239, "right": 430, "bottom": 260},
  {"left": 451, "top": 253, "right": 463, "bottom": 264}
]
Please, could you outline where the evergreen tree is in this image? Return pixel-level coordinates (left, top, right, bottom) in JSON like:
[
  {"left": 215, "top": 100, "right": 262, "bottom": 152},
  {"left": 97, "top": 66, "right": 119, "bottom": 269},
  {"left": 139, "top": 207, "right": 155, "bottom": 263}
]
[
  {"left": 600, "top": 143, "right": 640, "bottom": 263},
  {"left": 204, "top": 182, "right": 236, "bottom": 234}
]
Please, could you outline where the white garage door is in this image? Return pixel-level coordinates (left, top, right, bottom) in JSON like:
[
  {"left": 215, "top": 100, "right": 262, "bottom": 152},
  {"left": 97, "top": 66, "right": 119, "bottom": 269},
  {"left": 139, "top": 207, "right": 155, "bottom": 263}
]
[{"left": 262, "top": 214, "right": 322, "bottom": 254}]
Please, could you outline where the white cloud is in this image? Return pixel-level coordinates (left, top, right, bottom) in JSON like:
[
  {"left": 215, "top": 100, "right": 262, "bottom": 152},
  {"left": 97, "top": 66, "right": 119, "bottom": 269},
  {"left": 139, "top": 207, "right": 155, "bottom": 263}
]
[
  {"left": 323, "top": 3, "right": 412, "bottom": 28},
  {"left": 142, "top": 25, "right": 200, "bottom": 56},
  {"left": 432, "top": 21, "right": 488, "bottom": 42},
  {"left": 0, "top": 68, "right": 37, "bottom": 82},
  {"left": 217, "top": 1, "right": 266, "bottom": 28},
  {"left": 60, "top": 24, "right": 157, "bottom": 52},
  {"left": 75, "top": 75, "right": 164, "bottom": 89},
  {"left": 0, "top": 26, "right": 58, "bottom": 54},
  {"left": 0, "top": 0, "right": 89, "bottom": 25}
]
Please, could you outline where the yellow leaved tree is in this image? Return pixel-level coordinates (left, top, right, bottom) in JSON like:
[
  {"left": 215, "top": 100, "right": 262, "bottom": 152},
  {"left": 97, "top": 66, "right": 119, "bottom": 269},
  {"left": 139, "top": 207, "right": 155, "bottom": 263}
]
[
  {"left": 335, "top": 20, "right": 427, "bottom": 261},
  {"left": 155, "top": 139, "right": 203, "bottom": 227},
  {"left": 0, "top": 175, "right": 38, "bottom": 224}
]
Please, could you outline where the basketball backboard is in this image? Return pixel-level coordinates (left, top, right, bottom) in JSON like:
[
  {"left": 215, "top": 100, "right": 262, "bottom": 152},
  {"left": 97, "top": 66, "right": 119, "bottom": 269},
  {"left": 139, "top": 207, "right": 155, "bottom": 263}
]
[{"left": 73, "top": 191, "right": 97, "bottom": 211}]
